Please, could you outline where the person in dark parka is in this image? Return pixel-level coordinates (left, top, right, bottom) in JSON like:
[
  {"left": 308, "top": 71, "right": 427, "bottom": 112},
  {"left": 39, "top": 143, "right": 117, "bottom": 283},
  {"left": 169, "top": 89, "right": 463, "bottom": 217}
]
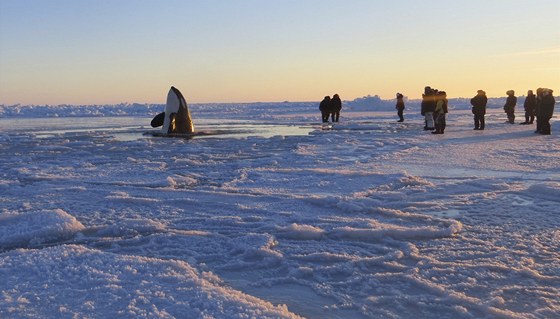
[
  {"left": 470, "top": 90, "right": 488, "bottom": 130},
  {"left": 521, "top": 90, "right": 537, "bottom": 124},
  {"left": 421, "top": 87, "right": 436, "bottom": 130},
  {"left": 432, "top": 91, "right": 447, "bottom": 134},
  {"left": 535, "top": 88, "right": 544, "bottom": 133},
  {"left": 319, "top": 96, "right": 331, "bottom": 123},
  {"left": 503, "top": 90, "right": 517, "bottom": 124},
  {"left": 396, "top": 93, "right": 405, "bottom": 122},
  {"left": 540, "top": 88, "right": 555, "bottom": 135},
  {"left": 330, "top": 94, "right": 342, "bottom": 122}
]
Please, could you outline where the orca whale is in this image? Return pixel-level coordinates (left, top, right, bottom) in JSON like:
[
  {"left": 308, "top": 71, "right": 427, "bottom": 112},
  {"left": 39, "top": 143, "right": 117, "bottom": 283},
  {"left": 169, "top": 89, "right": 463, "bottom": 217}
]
[{"left": 150, "top": 86, "right": 194, "bottom": 134}]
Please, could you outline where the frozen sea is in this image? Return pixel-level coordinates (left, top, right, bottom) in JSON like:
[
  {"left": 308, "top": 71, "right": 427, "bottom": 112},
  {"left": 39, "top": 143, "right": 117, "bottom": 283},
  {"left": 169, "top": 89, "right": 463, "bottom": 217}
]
[{"left": 0, "top": 99, "right": 559, "bottom": 318}]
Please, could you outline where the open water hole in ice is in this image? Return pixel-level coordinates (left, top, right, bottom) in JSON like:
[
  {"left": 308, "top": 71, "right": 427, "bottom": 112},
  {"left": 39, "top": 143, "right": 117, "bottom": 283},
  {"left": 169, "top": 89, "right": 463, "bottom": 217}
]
[{"left": 0, "top": 117, "right": 315, "bottom": 140}]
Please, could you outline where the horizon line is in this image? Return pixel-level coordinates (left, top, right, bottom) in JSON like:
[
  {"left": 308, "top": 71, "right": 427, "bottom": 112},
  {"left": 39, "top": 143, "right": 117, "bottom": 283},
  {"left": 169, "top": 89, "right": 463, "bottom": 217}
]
[{"left": 2, "top": 95, "right": 553, "bottom": 107}]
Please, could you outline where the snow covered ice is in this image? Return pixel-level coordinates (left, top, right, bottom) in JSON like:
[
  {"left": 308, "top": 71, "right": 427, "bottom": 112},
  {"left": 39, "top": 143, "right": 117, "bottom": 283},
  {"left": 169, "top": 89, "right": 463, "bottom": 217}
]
[{"left": 0, "top": 99, "right": 559, "bottom": 318}]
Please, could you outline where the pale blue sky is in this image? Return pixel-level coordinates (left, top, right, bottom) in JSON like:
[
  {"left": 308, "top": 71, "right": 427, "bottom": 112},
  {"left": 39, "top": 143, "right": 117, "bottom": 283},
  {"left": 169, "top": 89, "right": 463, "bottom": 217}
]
[{"left": 1, "top": 0, "right": 559, "bottom": 104}]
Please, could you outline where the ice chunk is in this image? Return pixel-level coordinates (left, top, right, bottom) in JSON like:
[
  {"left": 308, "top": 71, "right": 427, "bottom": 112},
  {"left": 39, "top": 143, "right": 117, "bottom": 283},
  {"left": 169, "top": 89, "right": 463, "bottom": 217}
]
[{"left": 0, "top": 209, "right": 85, "bottom": 249}]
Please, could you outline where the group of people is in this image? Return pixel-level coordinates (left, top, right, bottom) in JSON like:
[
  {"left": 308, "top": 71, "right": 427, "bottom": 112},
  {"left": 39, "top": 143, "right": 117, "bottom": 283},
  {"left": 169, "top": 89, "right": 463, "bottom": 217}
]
[
  {"left": 319, "top": 94, "right": 342, "bottom": 123},
  {"left": 391, "top": 87, "right": 449, "bottom": 134},
  {"left": 470, "top": 88, "right": 556, "bottom": 135},
  {"left": 318, "top": 88, "right": 556, "bottom": 135},
  {"left": 420, "top": 87, "right": 449, "bottom": 134},
  {"left": 397, "top": 86, "right": 555, "bottom": 135}
]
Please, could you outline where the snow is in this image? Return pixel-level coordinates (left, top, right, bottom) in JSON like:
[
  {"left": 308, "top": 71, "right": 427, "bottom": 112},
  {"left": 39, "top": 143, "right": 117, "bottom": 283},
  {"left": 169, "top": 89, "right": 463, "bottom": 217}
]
[
  {"left": 0, "top": 245, "right": 301, "bottom": 319},
  {"left": 0, "top": 98, "right": 559, "bottom": 318},
  {"left": 0, "top": 209, "right": 85, "bottom": 249}
]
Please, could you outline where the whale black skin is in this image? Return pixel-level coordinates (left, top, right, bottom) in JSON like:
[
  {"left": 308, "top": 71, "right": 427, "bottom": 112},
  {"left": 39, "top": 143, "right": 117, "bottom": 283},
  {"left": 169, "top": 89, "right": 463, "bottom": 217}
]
[
  {"left": 170, "top": 86, "right": 194, "bottom": 134},
  {"left": 153, "top": 86, "right": 195, "bottom": 134},
  {"left": 150, "top": 112, "right": 165, "bottom": 128}
]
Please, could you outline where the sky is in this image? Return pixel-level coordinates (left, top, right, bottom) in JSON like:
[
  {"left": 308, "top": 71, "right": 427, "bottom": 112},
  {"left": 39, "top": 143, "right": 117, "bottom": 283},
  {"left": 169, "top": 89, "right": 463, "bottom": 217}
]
[{"left": 1, "top": 0, "right": 559, "bottom": 105}]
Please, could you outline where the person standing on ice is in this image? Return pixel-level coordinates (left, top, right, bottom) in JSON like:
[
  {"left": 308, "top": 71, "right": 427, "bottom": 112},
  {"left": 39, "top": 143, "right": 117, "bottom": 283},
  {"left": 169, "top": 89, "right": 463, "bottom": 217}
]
[
  {"left": 521, "top": 90, "right": 537, "bottom": 125},
  {"left": 319, "top": 96, "right": 331, "bottom": 123},
  {"left": 534, "top": 88, "right": 544, "bottom": 133},
  {"left": 395, "top": 93, "right": 405, "bottom": 122},
  {"left": 470, "top": 90, "right": 488, "bottom": 130},
  {"left": 503, "top": 90, "right": 517, "bottom": 124},
  {"left": 330, "top": 94, "right": 342, "bottom": 122},
  {"left": 432, "top": 91, "right": 447, "bottom": 134},
  {"left": 540, "top": 88, "right": 555, "bottom": 135},
  {"left": 421, "top": 86, "right": 436, "bottom": 130}
]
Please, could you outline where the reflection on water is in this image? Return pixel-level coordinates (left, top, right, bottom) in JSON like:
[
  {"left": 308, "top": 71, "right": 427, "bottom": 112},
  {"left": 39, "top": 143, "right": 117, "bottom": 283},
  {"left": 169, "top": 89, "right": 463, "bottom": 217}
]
[{"left": 0, "top": 117, "right": 314, "bottom": 141}]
